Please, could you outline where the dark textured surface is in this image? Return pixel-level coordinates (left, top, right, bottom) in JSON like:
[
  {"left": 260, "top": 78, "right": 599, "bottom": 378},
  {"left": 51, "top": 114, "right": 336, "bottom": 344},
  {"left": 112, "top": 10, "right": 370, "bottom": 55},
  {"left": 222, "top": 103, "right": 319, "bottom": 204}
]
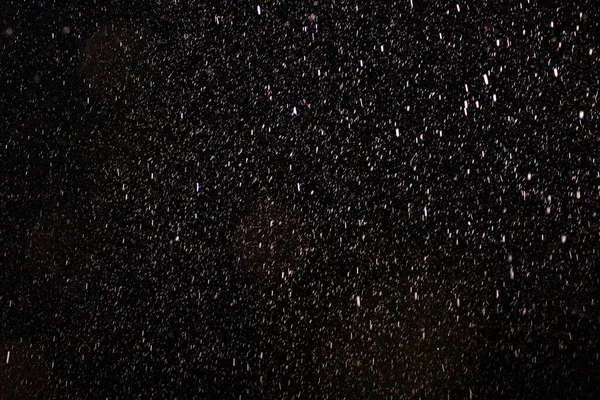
[{"left": 1, "top": 0, "right": 599, "bottom": 398}]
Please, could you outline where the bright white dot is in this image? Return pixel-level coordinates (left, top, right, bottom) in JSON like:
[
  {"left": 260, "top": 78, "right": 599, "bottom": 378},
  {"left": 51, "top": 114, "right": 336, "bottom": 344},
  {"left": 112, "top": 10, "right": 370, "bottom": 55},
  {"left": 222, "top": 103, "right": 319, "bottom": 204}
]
[
  {"left": 395, "top": 128, "right": 400, "bottom": 137},
  {"left": 356, "top": 296, "right": 361, "bottom": 307},
  {"left": 257, "top": 5, "right": 262, "bottom": 15},
  {"left": 576, "top": 191, "right": 581, "bottom": 199},
  {"left": 510, "top": 267, "right": 515, "bottom": 280},
  {"left": 546, "top": 207, "right": 551, "bottom": 214},
  {"left": 553, "top": 68, "right": 558, "bottom": 77},
  {"left": 292, "top": 106, "right": 297, "bottom": 115},
  {"left": 380, "top": 45, "right": 384, "bottom": 53},
  {"left": 493, "top": 94, "right": 497, "bottom": 102},
  {"left": 527, "top": 173, "right": 531, "bottom": 181},
  {"left": 6, "top": 351, "right": 9, "bottom": 364},
  {"left": 483, "top": 74, "right": 489, "bottom": 85},
  {"left": 297, "top": 183, "right": 301, "bottom": 192},
  {"left": 456, "top": 4, "right": 461, "bottom": 12},
  {"left": 561, "top": 235, "right": 567, "bottom": 244},
  {"left": 579, "top": 110, "right": 584, "bottom": 119}
]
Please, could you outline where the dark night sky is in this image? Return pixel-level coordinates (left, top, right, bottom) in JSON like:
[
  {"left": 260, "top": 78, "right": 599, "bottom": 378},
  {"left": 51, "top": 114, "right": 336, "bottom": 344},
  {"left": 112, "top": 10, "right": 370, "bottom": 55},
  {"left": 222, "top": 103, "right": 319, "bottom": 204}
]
[{"left": 1, "top": 0, "right": 599, "bottom": 398}]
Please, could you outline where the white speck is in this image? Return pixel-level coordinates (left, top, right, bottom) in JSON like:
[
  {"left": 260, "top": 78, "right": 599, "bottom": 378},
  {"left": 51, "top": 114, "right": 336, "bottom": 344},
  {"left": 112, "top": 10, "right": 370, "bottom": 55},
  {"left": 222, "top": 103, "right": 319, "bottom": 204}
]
[
  {"left": 410, "top": 0, "right": 413, "bottom": 8},
  {"left": 180, "top": 112, "right": 184, "bottom": 119},
  {"left": 561, "top": 235, "right": 567, "bottom": 244},
  {"left": 496, "top": 289, "right": 500, "bottom": 298},
  {"left": 553, "top": 67, "right": 558, "bottom": 77},
  {"left": 465, "top": 84, "right": 469, "bottom": 92},
  {"left": 527, "top": 173, "right": 532, "bottom": 180},
  {"left": 510, "top": 267, "right": 514, "bottom": 280},
  {"left": 395, "top": 128, "right": 400, "bottom": 137},
  {"left": 456, "top": 298, "right": 460, "bottom": 307},
  {"left": 292, "top": 106, "right": 297, "bottom": 115},
  {"left": 424, "top": 207, "right": 428, "bottom": 217},
  {"left": 6, "top": 351, "right": 9, "bottom": 364},
  {"left": 579, "top": 110, "right": 584, "bottom": 119},
  {"left": 496, "top": 39, "right": 500, "bottom": 46},
  {"left": 196, "top": 183, "right": 200, "bottom": 192},
  {"left": 439, "top": 32, "right": 443, "bottom": 40},
  {"left": 380, "top": 45, "right": 384, "bottom": 53},
  {"left": 456, "top": 4, "right": 461, "bottom": 12},
  {"left": 483, "top": 74, "right": 489, "bottom": 85},
  {"left": 257, "top": 5, "right": 262, "bottom": 15},
  {"left": 356, "top": 296, "right": 361, "bottom": 307},
  {"left": 576, "top": 191, "right": 581, "bottom": 199},
  {"left": 297, "top": 183, "right": 301, "bottom": 192},
  {"left": 175, "top": 236, "right": 180, "bottom": 242},
  {"left": 546, "top": 207, "right": 551, "bottom": 214},
  {"left": 493, "top": 94, "right": 497, "bottom": 102}
]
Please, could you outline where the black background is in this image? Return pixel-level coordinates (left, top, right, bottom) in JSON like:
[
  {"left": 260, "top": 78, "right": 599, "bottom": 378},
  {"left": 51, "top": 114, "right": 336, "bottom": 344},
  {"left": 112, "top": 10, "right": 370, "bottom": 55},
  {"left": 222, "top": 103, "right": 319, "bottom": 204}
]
[{"left": 1, "top": 0, "right": 599, "bottom": 398}]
